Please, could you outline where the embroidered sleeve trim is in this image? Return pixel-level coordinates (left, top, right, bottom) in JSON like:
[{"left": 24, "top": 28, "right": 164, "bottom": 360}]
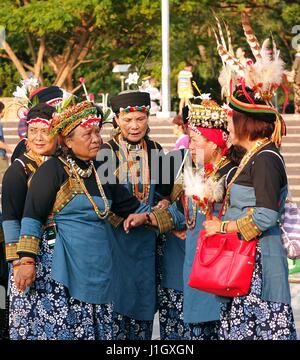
[
  {"left": 236, "top": 208, "right": 262, "bottom": 241},
  {"left": 170, "top": 183, "right": 183, "bottom": 203},
  {"left": 17, "top": 235, "right": 40, "bottom": 255},
  {"left": 152, "top": 209, "right": 174, "bottom": 234},
  {"left": 5, "top": 243, "right": 19, "bottom": 261}
]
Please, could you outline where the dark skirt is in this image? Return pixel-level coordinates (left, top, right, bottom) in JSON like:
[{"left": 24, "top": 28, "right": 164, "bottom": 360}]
[
  {"left": 184, "top": 320, "right": 220, "bottom": 340},
  {"left": 9, "top": 235, "right": 113, "bottom": 340},
  {"left": 219, "top": 246, "right": 298, "bottom": 340},
  {"left": 158, "top": 287, "right": 188, "bottom": 340},
  {"left": 113, "top": 312, "right": 153, "bottom": 340}
]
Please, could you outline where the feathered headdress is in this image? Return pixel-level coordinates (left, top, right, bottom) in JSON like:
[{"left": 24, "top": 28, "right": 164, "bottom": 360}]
[{"left": 212, "top": 11, "right": 287, "bottom": 147}]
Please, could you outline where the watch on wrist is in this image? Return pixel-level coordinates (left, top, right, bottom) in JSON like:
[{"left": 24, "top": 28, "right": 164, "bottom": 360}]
[{"left": 219, "top": 221, "right": 229, "bottom": 234}]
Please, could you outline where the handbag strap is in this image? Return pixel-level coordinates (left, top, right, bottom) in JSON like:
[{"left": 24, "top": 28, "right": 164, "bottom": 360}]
[
  {"left": 198, "top": 236, "right": 227, "bottom": 266},
  {"left": 258, "top": 149, "right": 291, "bottom": 200},
  {"left": 222, "top": 139, "right": 272, "bottom": 215}
]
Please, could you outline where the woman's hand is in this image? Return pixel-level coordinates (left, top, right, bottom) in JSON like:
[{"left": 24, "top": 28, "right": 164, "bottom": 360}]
[
  {"left": 203, "top": 216, "right": 222, "bottom": 237},
  {"left": 172, "top": 229, "right": 187, "bottom": 240},
  {"left": 14, "top": 258, "right": 36, "bottom": 292},
  {"left": 152, "top": 199, "right": 170, "bottom": 210},
  {"left": 123, "top": 213, "right": 147, "bottom": 233},
  {"left": 12, "top": 259, "right": 21, "bottom": 281}
]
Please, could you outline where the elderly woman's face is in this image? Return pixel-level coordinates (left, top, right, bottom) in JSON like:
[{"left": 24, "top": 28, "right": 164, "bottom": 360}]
[
  {"left": 66, "top": 125, "right": 101, "bottom": 160},
  {"left": 116, "top": 111, "right": 148, "bottom": 143},
  {"left": 188, "top": 129, "right": 218, "bottom": 165},
  {"left": 27, "top": 123, "right": 57, "bottom": 156}
]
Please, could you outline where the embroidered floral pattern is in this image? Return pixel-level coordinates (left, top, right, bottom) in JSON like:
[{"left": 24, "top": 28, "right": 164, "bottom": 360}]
[
  {"left": 219, "top": 247, "right": 298, "bottom": 340},
  {"left": 113, "top": 313, "right": 153, "bottom": 340},
  {"left": 9, "top": 234, "right": 113, "bottom": 340},
  {"left": 158, "top": 287, "right": 188, "bottom": 340}
]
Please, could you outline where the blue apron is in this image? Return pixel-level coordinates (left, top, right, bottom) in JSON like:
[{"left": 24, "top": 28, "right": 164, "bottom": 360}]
[
  {"left": 21, "top": 195, "right": 114, "bottom": 305},
  {"left": 160, "top": 202, "right": 186, "bottom": 291},
  {"left": 183, "top": 198, "right": 221, "bottom": 324},
  {"left": 111, "top": 182, "right": 158, "bottom": 321}
]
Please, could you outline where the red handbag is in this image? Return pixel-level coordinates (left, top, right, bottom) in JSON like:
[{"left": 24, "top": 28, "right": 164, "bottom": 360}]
[{"left": 188, "top": 230, "right": 258, "bottom": 297}]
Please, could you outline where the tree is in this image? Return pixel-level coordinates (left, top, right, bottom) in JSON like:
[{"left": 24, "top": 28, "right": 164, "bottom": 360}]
[
  {"left": 0, "top": 0, "right": 299, "bottom": 109},
  {"left": 0, "top": 0, "right": 115, "bottom": 90}
]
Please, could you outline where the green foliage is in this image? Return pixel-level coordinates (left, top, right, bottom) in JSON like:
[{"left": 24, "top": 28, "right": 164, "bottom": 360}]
[
  {"left": 0, "top": 0, "right": 298, "bottom": 110},
  {"left": 282, "top": 4, "right": 300, "bottom": 28},
  {"left": 0, "top": 61, "right": 21, "bottom": 96}
]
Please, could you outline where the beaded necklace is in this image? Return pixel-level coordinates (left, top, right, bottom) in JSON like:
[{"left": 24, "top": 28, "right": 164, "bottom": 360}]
[
  {"left": 183, "top": 156, "right": 231, "bottom": 229},
  {"left": 65, "top": 157, "right": 110, "bottom": 220},
  {"left": 26, "top": 150, "right": 46, "bottom": 167},
  {"left": 183, "top": 193, "right": 199, "bottom": 230},
  {"left": 118, "top": 135, "right": 150, "bottom": 203},
  {"left": 66, "top": 155, "right": 93, "bottom": 178}
]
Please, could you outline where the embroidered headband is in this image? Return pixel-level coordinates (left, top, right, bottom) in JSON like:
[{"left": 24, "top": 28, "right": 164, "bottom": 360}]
[
  {"left": 27, "top": 117, "right": 52, "bottom": 127},
  {"left": 119, "top": 105, "right": 150, "bottom": 114},
  {"left": 50, "top": 101, "right": 102, "bottom": 137}
]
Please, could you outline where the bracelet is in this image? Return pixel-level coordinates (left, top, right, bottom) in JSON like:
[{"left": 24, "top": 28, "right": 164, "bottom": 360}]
[
  {"left": 12, "top": 260, "right": 21, "bottom": 269},
  {"left": 12, "top": 259, "right": 21, "bottom": 268},
  {"left": 219, "top": 221, "right": 229, "bottom": 234},
  {"left": 145, "top": 212, "right": 152, "bottom": 226}
]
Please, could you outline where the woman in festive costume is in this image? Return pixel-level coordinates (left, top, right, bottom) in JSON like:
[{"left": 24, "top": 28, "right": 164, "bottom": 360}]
[
  {"left": 12, "top": 85, "right": 64, "bottom": 161},
  {"left": 8, "top": 101, "right": 145, "bottom": 340},
  {"left": 204, "top": 12, "right": 297, "bottom": 340},
  {"left": 100, "top": 91, "right": 174, "bottom": 340},
  {"left": 125, "top": 95, "right": 243, "bottom": 339},
  {"left": 1, "top": 81, "right": 64, "bottom": 339}
]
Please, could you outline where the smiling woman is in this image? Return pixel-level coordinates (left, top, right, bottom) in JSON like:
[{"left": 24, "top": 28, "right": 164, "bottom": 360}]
[{"left": 2, "top": 103, "right": 57, "bottom": 264}]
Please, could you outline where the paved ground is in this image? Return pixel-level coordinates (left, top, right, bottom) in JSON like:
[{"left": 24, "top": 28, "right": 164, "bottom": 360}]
[{"left": 152, "top": 277, "right": 300, "bottom": 340}]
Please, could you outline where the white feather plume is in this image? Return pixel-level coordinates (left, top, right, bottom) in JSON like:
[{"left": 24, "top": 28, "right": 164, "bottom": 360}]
[
  {"left": 205, "top": 175, "right": 226, "bottom": 203},
  {"left": 184, "top": 165, "right": 205, "bottom": 199},
  {"left": 218, "top": 64, "right": 240, "bottom": 99},
  {"left": 260, "top": 38, "right": 271, "bottom": 60},
  {"left": 245, "top": 53, "right": 285, "bottom": 96},
  {"left": 184, "top": 165, "right": 226, "bottom": 203},
  {"left": 243, "top": 36, "right": 285, "bottom": 98}
]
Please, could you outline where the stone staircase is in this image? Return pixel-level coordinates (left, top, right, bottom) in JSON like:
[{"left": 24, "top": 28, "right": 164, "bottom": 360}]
[
  {"left": 1, "top": 96, "right": 300, "bottom": 207},
  {"left": 280, "top": 115, "right": 300, "bottom": 206}
]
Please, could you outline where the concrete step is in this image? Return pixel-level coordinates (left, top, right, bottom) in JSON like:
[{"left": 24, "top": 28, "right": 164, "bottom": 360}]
[
  {"left": 288, "top": 176, "right": 300, "bottom": 186},
  {"left": 282, "top": 153, "right": 300, "bottom": 158},
  {"left": 282, "top": 136, "right": 300, "bottom": 142},
  {"left": 285, "top": 168, "right": 300, "bottom": 177},
  {"left": 281, "top": 143, "right": 300, "bottom": 148},
  {"left": 286, "top": 127, "right": 300, "bottom": 134},
  {"left": 290, "top": 197, "right": 300, "bottom": 205}
]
